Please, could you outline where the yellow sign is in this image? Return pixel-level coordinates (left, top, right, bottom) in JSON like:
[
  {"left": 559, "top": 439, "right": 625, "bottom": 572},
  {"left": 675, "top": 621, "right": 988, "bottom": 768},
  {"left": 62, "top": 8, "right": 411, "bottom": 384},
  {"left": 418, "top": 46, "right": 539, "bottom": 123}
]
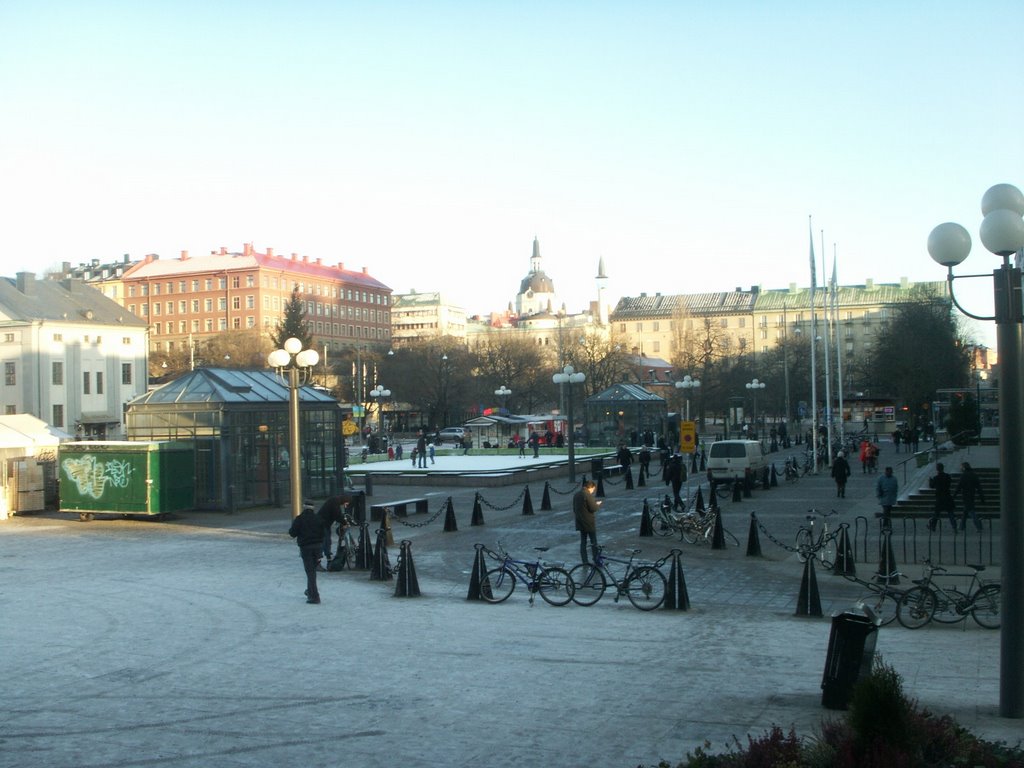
[
  {"left": 679, "top": 420, "right": 697, "bottom": 453},
  {"left": 342, "top": 420, "right": 359, "bottom": 436}
]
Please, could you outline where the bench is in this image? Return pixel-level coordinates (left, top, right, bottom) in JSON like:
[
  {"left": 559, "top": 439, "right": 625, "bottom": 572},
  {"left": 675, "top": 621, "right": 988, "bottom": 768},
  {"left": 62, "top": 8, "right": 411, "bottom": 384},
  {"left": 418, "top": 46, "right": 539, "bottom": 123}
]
[{"left": 369, "top": 497, "right": 428, "bottom": 521}]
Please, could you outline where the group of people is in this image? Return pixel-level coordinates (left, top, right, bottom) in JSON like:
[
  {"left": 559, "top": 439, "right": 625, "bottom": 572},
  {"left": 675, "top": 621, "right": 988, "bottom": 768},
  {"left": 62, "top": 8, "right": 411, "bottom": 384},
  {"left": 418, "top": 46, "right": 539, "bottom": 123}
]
[
  {"left": 287, "top": 492, "right": 356, "bottom": 604},
  {"left": 871, "top": 460, "right": 985, "bottom": 533}
]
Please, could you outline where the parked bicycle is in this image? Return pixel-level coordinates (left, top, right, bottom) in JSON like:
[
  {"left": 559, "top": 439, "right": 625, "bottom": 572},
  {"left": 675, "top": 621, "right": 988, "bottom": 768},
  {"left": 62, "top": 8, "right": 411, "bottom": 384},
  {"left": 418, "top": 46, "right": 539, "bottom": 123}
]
[
  {"left": 843, "top": 570, "right": 905, "bottom": 626},
  {"left": 568, "top": 546, "right": 667, "bottom": 611},
  {"left": 651, "top": 499, "right": 738, "bottom": 546},
  {"left": 897, "top": 559, "right": 1001, "bottom": 629},
  {"left": 795, "top": 509, "right": 840, "bottom": 568},
  {"left": 479, "top": 543, "right": 575, "bottom": 606},
  {"left": 328, "top": 515, "right": 362, "bottom": 570}
]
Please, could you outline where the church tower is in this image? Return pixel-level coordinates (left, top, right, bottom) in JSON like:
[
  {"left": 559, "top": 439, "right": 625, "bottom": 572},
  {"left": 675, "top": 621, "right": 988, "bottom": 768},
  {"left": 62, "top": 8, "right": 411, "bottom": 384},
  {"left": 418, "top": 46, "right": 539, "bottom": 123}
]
[
  {"left": 515, "top": 237, "right": 556, "bottom": 317},
  {"left": 596, "top": 255, "right": 609, "bottom": 325}
]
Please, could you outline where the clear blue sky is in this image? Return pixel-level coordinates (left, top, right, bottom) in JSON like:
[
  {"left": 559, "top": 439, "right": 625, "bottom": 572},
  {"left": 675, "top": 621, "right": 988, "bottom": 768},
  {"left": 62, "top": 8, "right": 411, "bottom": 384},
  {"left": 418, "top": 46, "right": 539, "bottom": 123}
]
[{"left": 2, "top": 1, "right": 1021, "bottom": 347}]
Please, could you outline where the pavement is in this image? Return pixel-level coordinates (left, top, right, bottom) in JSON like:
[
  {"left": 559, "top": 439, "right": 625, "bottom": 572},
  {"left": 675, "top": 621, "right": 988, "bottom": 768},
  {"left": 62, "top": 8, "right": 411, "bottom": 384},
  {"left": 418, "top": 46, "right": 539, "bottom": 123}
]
[{"left": 0, "top": 440, "right": 1018, "bottom": 768}]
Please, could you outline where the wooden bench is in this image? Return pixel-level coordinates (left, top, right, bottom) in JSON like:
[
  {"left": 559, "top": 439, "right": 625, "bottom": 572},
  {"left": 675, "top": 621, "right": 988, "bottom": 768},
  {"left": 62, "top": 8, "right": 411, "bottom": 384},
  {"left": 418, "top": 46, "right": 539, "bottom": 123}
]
[{"left": 369, "top": 497, "right": 428, "bottom": 521}]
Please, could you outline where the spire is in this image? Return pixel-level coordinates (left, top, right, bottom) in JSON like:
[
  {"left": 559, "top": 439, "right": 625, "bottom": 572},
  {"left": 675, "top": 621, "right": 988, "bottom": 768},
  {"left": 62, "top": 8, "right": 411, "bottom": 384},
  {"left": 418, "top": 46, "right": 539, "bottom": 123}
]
[
  {"left": 531, "top": 237, "right": 542, "bottom": 273},
  {"left": 596, "top": 255, "right": 607, "bottom": 280}
]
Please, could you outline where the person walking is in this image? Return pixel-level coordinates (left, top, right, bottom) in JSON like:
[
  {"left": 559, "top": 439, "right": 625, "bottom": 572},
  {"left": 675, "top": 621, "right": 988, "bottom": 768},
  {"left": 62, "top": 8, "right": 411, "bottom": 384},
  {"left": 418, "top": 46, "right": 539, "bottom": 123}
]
[
  {"left": 953, "top": 461, "right": 986, "bottom": 532},
  {"left": 928, "top": 462, "right": 956, "bottom": 532},
  {"left": 875, "top": 466, "right": 898, "bottom": 529},
  {"left": 859, "top": 439, "right": 870, "bottom": 474},
  {"left": 289, "top": 503, "right": 325, "bottom": 604},
  {"left": 573, "top": 479, "right": 601, "bottom": 564},
  {"left": 616, "top": 443, "right": 633, "bottom": 472},
  {"left": 664, "top": 453, "right": 685, "bottom": 510},
  {"left": 416, "top": 431, "right": 428, "bottom": 468},
  {"left": 530, "top": 431, "right": 540, "bottom": 459},
  {"left": 428, "top": 442, "right": 436, "bottom": 464},
  {"left": 831, "top": 450, "right": 851, "bottom": 498}
]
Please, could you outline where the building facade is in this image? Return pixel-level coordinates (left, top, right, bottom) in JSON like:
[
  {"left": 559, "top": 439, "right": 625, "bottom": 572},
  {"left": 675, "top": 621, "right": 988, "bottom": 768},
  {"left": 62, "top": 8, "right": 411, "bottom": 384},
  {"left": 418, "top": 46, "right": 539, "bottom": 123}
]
[
  {"left": 0, "top": 273, "right": 149, "bottom": 438},
  {"left": 120, "top": 243, "right": 393, "bottom": 358},
  {"left": 391, "top": 290, "right": 467, "bottom": 343}
]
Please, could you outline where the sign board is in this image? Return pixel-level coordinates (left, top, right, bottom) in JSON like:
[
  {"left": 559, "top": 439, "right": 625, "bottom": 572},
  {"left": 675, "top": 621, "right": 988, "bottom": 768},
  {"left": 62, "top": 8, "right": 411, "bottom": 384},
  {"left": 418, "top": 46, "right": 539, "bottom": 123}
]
[
  {"left": 679, "top": 420, "right": 697, "bottom": 454},
  {"left": 342, "top": 420, "right": 359, "bottom": 436}
]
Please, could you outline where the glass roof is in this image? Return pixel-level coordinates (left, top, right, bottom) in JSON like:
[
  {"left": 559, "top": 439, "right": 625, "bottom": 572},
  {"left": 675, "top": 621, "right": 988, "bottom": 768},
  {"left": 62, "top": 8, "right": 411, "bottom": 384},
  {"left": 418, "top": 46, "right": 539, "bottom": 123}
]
[
  {"left": 586, "top": 384, "right": 667, "bottom": 403},
  {"left": 132, "top": 368, "right": 338, "bottom": 406}
]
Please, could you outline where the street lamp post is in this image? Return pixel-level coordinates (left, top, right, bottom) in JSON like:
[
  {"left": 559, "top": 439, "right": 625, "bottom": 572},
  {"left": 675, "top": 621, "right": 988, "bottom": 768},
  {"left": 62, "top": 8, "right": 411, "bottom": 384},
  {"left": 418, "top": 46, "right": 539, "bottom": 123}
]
[
  {"left": 495, "top": 385, "right": 512, "bottom": 449},
  {"left": 745, "top": 378, "right": 766, "bottom": 440},
  {"left": 369, "top": 385, "right": 391, "bottom": 440},
  {"left": 674, "top": 375, "right": 701, "bottom": 421},
  {"left": 268, "top": 338, "right": 320, "bottom": 519},
  {"left": 552, "top": 365, "right": 585, "bottom": 482},
  {"left": 440, "top": 353, "right": 450, "bottom": 428},
  {"left": 928, "top": 182, "right": 1024, "bottom": 719}
]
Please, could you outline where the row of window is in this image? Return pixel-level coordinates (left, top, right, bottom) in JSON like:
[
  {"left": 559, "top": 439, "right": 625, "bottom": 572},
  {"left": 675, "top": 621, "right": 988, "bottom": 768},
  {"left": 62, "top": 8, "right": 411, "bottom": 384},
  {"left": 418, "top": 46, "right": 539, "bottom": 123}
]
[
  {"left": 126, "top": 297, "right": 389, "bottom": 325},
  {"left": 127, "top": 275, "right": 389, "bottom": 306},
  {"left": 3, "top": 333, "right": 135, "bottom": 346},
  {"left": 2, "top": 361, "right": 133, "bottom": 388},
  {"left": 622, "top": 311, "right": 886, "bottom": 334}
]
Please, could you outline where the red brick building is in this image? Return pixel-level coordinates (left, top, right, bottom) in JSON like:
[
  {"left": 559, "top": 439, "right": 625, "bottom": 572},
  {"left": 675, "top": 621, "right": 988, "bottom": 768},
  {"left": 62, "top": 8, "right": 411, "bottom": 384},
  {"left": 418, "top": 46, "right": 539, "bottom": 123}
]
[{"left": 121, "top": 243, "right": 392, "bottom": 358}]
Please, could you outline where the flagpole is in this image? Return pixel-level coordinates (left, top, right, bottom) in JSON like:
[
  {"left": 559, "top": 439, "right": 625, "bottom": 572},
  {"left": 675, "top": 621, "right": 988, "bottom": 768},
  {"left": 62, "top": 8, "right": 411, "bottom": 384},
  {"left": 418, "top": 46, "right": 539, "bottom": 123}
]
[
  {"left": 821, "top": 229, "right": 833, "bottom": 467},
  {"left": 833, "top": 244, "right": 845, "bottom": 449},
  {"left": 809, "top": 217, "right": 819, "bottom": 473}
]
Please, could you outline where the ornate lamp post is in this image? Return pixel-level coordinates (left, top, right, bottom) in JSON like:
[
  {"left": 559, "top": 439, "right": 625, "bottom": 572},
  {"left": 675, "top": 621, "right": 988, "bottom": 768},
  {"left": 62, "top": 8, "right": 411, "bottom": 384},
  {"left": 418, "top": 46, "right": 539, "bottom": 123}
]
[
  {"left": 928, "top": 182, "right": 1024, "bottom": 719},
  {"left": 268, "top": 338, "right": 320, "bottom": 519},
  {"left": 494, "top": 385, "right": 512, "bottom": 450},
  {"left": 369, "top": 385, "right": 391, "bottom": 438},
  {"left": 674, "top": 375, "right": 701, "bottom": 421},
  {"left": 553, "top": 365, "right": 585, "bottom": 482},
  {"left": 745, "top": 378, "right": 766, "bottom": 439}
]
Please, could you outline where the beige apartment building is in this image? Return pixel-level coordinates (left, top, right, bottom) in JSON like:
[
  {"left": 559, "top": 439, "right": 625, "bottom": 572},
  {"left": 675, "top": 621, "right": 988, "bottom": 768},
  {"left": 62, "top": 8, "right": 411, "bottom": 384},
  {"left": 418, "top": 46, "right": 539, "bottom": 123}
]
[{"left": 391, "top": 290, "right": 467, "bottom": 343}]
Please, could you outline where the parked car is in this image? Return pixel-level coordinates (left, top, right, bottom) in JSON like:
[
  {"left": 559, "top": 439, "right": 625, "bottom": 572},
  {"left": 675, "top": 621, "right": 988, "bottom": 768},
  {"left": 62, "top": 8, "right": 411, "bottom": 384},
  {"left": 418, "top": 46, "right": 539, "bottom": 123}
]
[{"left": 436, "top": 427, "right": 467, "bottom": 444}]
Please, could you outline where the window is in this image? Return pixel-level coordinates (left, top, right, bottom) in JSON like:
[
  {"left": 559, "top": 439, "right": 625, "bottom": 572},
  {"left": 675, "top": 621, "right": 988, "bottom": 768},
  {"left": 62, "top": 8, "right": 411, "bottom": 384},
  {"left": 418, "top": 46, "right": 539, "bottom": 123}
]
[
  {"left": 153, "top": 283, "right": 161, "bottom": 295},
  {"left": 192, "top": 300, "right": 200, "bottom": 313},
  {"left": 191, "top": 280, "right": 199, "bottom": 292},
  {"left": 246, "top": 274, "right": 255, "bottom": 287},
  {"left": 128, "top": 285, "right": 137, "bottom": 298},
  {"left": 232, "top": 297, "right": 240, "bottom": 310},
  {"left": 738, "top": 318, "right": 745, "bottom": 328},
  {"left": 4, "top": 362, "right": 15, "bottom": 386},
  {"left": 219, "top": 318, "right": 227, "bottom": 330},
  {"left": 53, "top": 404, "right": 64, "bottom": 428},
  {"left": 205, "top": 279, "right": 213, "bottom": 291},
  {"left": 4, "top": 406, "right": 14, "bottom": 415},
  {"left": 83, "top": 372, "right": 91, "bottom": 394},
  {"left": 205, "top": 299, "right": 213, "bottom": 312},
  {"left": 53, "top": 333, "right": 63, "bottom": 342},
  {"left": 219, "top": 277, "right": 227, "bottom": 290},
  {"left": 219, "top": 297, "right": 228, "bottom": 311},
  {"left": 246, "top": 295, "right": 254, "bottom": 309},
  {"left": 52, "top": 361, "right": 63, "bottom": 385},
  {"left": 652, "top": 321, "right": 660, "bottom": 332},
  {"left": 231, "top": 276, "right": 240, "bottom": 289},
  {"left": 232, "top": 318, "right": 240, "bottom": 329},
  {"left": 96, "top": 372, "right": 103, "bottom": 395},
  {"left": 121, "top": 363, "right": 132, "bottom": 385},
  {"left": 179, "top": 300, "right": 187, "bottom": 314},
  {"left": 179, "top": 281, "right": 187, "bottom": 293}
]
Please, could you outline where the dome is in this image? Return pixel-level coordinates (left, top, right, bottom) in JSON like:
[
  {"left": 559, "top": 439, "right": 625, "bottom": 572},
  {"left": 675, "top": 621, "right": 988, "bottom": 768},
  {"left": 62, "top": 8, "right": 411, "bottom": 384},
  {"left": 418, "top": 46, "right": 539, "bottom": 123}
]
[{"left": 519, "top": 271, "right": 555, "bottom": 294}]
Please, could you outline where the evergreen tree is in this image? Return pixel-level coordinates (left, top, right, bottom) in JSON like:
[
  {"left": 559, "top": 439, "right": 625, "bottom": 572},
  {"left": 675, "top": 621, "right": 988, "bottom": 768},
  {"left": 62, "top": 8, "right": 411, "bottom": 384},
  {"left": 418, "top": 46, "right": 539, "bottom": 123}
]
[{"left": 272, "top": 286, "right": 313, "bottom": 353}]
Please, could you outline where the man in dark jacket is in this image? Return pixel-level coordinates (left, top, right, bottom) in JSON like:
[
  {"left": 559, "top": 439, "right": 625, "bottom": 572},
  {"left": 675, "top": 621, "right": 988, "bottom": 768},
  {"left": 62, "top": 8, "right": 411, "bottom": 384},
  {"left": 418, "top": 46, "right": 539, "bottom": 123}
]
[
  {"left": 317, "top": 494, "right": 352, "bottom": 562},
  {"left": 573, "top": 479, "right": 601, "bottom": 564},
  {"left": 928, "top": 462, "right": 956, "bottom": 532},
  {"left": 289, "top": 503, "right": 325, "bottom": 604},
  {"left": 953, "top": 461, "right": 986, "bottom": 532},
  {"left": 831, "top": 451, "right": 851, "bottom": 498}
]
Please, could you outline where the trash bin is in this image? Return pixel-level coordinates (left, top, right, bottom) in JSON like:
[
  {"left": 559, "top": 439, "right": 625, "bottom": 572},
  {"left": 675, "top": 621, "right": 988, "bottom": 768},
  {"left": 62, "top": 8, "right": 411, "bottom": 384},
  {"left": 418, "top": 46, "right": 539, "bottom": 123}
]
[
  {"left": 349, "top": 490, "right": 367, "bottom": 524},
  {"left": 821, "top": 605, "right": 880, "bottom": 710},
  {"left": 590, "top": 457, "right": 604, "bottom": 480}
]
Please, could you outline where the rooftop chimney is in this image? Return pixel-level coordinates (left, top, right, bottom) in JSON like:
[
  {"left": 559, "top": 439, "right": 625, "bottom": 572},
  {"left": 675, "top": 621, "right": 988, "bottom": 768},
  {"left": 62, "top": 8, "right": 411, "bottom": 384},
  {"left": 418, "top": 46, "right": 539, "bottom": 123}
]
[
  {"left": 316, "top": 258, "right": 322, "bottom": 265},
  {"left": 180, "top": 250, "right": 189, "bottom": 260},
  {"left": 15, "top": 272, "right": 35, "bottom": 294},
  {"left": 266, "top": 247, "right": 273, "bottom": 258},
  {"left": 362, "top": 267, "right": 368, "bottom": 274},
  {"left": 243, "top": 243, "right": 253, "bottom": 257},
  {"left": 220, "top": 246, "right": 228, "bottom": 255},
  {"left": 337, "top": 262, "right": 344, "bottom": 271}
]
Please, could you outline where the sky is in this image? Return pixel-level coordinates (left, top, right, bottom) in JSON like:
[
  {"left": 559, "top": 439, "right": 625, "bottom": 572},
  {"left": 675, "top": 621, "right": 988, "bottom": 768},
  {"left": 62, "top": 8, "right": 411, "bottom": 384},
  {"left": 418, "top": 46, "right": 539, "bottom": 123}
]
[{"left": 2, "top": 1, "right": 1022, "bottom": 348}]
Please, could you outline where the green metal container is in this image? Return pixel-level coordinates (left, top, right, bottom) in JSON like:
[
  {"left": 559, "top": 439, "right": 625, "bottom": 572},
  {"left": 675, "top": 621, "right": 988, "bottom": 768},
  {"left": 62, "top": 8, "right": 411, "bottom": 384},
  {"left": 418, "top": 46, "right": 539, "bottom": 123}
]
[{"left": 58, "top": 441, "right": 195, "bottom": 520}]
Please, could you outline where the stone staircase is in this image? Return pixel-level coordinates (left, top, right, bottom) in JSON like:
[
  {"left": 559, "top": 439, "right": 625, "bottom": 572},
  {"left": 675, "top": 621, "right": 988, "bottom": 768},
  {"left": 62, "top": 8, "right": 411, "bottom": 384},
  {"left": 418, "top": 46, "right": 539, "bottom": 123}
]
[{"left": 893, "top": 466, "right": 1000, "bottom": 519}]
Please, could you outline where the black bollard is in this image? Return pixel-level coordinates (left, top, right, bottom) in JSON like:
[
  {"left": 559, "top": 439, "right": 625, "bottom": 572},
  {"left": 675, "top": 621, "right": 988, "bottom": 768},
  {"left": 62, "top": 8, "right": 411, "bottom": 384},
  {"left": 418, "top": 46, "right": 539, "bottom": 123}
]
[
  {"left": 832, "top": 524, "right": 855, "bottom": 576},
  {"left": 761, "top": 466, "right": 770, "bottom": 490},
  {"left": 522, "top": 486, "right": 534, "bottom": 515},
  {"left": 695, "top": 485, "right": 705, "bottom": 513},
  {"left": 743, "top": 470, "right": 753, "bottom": 498},
  {"left": 795, "top": 557, "right": 823, "bottom": 617},
  {"left": 877, "top": 530, "right": 900, "bottom": 584},
  {"left": 443, "top": 497, "right": 458, "bottom": 532},
  {"left": 467, "top": 544, "right": 489, "bottom": 600},
  {"left": 356, "top": 523, "right": 372, "bottom": 570},
  {"left": 541, "top": 482, "right": 552, "bottom": 511},
  {"left": 663, "top": 549, "right": 690, "bottom": 611},
  {"left": 708, "top": 483, "right": 718, "bottom": 510},
  {"left": 732, "top": 477, "right": 742, "bottom": 503},
  {"left": 471, "top": 493, "right": 485, "bottom": 526},
  {"left": 596, "top": 472, "right": 606, "bottom": 498},
  {"left": 770, "top": 464, "right": 779, "bottom": 488},
  {"left": 637, "top": 464, "right": 647, "bottom": 487},
  {"left": 639, "top": 499, "right": 653, "bottom": 537},
  {"left": 394, "top": 540, "right": 421, "bottom": 597},
  {"left": 364, "top": 473, "right": 373, "bottom": 497},
  {"left": 711, "top": 509, "right": 727, "bottom": 550},
  {"left": 746, "top": 512, "right": 762, "bottom": 557},
  {"left": 370, "top": 527, "right": 390, "bottom": 581},
  {"left": 624, "top": 466, "right": 634, "bottom": 490}
]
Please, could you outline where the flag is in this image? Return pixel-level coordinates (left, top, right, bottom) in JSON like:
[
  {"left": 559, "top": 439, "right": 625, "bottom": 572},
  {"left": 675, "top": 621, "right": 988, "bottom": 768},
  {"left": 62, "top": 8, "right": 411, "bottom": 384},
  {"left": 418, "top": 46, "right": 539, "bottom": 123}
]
[
  {"left": 809, "top": 218, "right": 817, "bottom": 289},
  {"left": 830, "top": 253, "right": 837, "bottom": 292}
]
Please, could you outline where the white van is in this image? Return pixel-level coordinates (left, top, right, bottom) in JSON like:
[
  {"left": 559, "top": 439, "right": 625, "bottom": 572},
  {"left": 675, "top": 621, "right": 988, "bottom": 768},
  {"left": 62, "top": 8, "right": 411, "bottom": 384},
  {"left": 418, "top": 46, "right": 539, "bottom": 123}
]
[{"left": 706, "top": 440, "right": 767, "bottom": 485}]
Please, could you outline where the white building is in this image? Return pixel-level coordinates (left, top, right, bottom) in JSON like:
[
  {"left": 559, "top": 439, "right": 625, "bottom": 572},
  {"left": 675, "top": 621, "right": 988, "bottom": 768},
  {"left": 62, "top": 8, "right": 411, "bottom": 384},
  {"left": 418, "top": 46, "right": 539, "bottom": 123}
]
[{"left": 0, "top": 273, "right": 150, "bottom": 439}]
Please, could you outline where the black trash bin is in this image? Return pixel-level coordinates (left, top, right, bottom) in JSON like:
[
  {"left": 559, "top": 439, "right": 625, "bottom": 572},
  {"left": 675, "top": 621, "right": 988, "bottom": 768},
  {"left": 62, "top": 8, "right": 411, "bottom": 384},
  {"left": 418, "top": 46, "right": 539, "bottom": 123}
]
[
  {"left": 349, "top": 490, "right": 367, "bottom": 524},
  {"left": 821, "top": 605, "right": 880, "bottom": 710},
  {"left": 590, "top": 457, "right": 604, "bottom": 480}
]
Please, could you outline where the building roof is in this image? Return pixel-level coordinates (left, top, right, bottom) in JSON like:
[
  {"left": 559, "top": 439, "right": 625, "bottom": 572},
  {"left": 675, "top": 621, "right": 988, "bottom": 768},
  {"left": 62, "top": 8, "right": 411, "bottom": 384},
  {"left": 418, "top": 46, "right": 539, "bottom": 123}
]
[
  {"left": 130, "top": 368, "right": 339, "bottom": 407},
  {"left": 586, "top": 384, "right": 667, "bottom": 403},
  {"left": 0, "top": 273, "right": 148, "bottom": 326},
  {"left": 122, "top": 246, "right": 391, "bottom": 292},
  {"left": 612, "top": 292, "right": 756, "bottom": 319}
]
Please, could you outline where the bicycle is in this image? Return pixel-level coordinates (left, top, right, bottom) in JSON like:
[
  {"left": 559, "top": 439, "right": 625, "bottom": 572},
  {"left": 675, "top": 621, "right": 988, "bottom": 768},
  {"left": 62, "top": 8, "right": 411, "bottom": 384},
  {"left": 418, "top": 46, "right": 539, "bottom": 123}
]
[
  {"left": 795, "top": 509, "right": 839, "bottom": 568},
  {"left": 479, "top": 543, "right": 575, "bottom": 606},
  {"left": 843, "top": 570, "right": 905, "bottom": 626},
  {"left": 897, "top": 559, "right": 1001, "bottom": 630},
  {"left": 651, "top": 499, "right": 739, "bottom": 547},
  {"left": 328, "top": 515, "right": 362, "bottom": 571},
  {"left": 568, "top": 546, "right": 667, "bottom": 611}
]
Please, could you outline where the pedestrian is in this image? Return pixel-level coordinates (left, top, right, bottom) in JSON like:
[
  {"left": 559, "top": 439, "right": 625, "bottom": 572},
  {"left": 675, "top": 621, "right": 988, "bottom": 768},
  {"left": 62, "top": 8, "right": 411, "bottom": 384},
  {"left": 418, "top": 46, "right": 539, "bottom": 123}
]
[
  {"left": 316, "top": 494, "right": 352, "bottom": 563},
  {"left": 289, "top": 503, "right": 324, "bottom": 604},
  {"left": 831, "top": 450, "right": 851, "bottom": 498},
  {"left": 875, "top": 466, "right": 898, "bottom": 530},
  {"left": 616, "top": 443, "right": 633, "bottom": 472},
  {"left": 530, "top": 431, "right": 540, "bottom": 459},
  {"left": 638, "top": 445, "right": 651, "bottom": 478},
  {"left": 573, "top": 479, "right": 601, "bottom": 564},
  {"left": 664, "top": 453, "right": 685, "bottom": 510},
  {"left": 928, "top": 462, "right": 956, "bottom": 532},
  {"left": 394, "top": 443, "right": 403, "bottom": 461},
  {"left": 859, "top": 439, "right": 870, "bottom": 474},
  {"left": 416, "top": 431, "right": 428, "bottom": 468},
  {"left": 428, "top": 442, "right": 435, "bottom": 464},
  {"left": 953, "top": 461, "right": 986, "bottom": 532},
  {"left": 461, "top": 431, "right": 471, "bottom": 455},
  {"left": 410, "top": 446, "right": 417, "bottom": 466},
  {"left": 518, "top": 434, "right": 526, "bottom": 458},
  {"left": 892, "top": 429, "right": 901, "bottom": 453}
]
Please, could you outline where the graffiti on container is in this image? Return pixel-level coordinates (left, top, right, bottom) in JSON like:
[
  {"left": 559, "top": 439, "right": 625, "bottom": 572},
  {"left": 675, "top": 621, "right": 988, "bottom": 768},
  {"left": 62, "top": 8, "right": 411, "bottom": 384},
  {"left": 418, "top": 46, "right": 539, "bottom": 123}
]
[{"left": 61, "top": 455, "right": 134, "bottom": 499}]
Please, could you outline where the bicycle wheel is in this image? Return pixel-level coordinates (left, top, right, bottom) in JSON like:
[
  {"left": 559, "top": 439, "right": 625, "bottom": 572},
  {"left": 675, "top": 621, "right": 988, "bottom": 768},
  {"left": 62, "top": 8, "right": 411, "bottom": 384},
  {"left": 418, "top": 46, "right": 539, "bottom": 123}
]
[
  {"left": 794, "top": 528, "right": 812, "bottom": 563},
  {"left": 819, "top": 535, "right": 836, "bottom": 569},
  {"left": 568, "top": 563, "right": 607, "bottom": 606},
  {"left": 537, "top": 566, "right": 575, "bottom": 606},
  {"left": 971, "top": 584, "right": 1001, "bottom": 629},
  {"left": 652, "top": 514, "right": 675, "bottom": 538},
  {"left": 932, "top": 587, "right": 968, "bottom": 624},
  {"left": 897, "top": 586, "right": 936, "bottom": 629},
  {"left": 859, "top": 591, "right": 898, "bottom": 626},
  {"left": 625, "top": 566, "right": 666, "bottom": 611},
  {"left": 480, "top": 567, "right": 515, "bottom": 604},
  {"left": 681, "top": 518, "right": 699, "bottom": 545}
]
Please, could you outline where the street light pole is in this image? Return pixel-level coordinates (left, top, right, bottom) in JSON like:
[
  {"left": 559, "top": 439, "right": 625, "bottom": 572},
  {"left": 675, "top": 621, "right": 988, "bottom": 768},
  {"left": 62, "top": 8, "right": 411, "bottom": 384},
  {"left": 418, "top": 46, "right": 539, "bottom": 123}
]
[
  {"left": 268, "top": 338, "right": 320, "bottom": 519},
  {"left": 553, "top": 365, "right": 585, "bottom": 482},
  {"left": 495, "top": 385, "right": 512, "bottom": 449},
  {"left": 674, "top": 375, "right": 701, "bottom": 421},
  {"left": 745, "top": 378, "right": 765, "bottom": 440},
  {"left": 928, "top": 182, "right": 1024, "bottom": 719}
]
